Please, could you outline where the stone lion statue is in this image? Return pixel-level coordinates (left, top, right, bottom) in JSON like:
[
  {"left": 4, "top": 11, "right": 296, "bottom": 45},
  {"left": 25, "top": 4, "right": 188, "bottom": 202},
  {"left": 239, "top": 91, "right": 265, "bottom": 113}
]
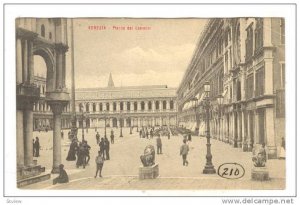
[
  {"left": 252, "top": 143, "right": 267, "bottom": 167},
  {"left": 140, "top": 145, "right": 155, "bottom": 167}
]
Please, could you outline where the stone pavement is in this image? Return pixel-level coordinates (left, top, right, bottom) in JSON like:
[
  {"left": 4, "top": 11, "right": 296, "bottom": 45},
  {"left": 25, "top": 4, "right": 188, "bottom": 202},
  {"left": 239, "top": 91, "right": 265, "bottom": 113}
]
[{"left": 24, "top": 128, "right": 285, "bottom": 190}]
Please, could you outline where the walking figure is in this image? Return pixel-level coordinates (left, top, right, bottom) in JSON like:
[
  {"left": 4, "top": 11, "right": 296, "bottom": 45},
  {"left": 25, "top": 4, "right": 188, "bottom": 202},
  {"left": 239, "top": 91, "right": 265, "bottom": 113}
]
[
  {"left": 96, "top": 132, "right": 100, "bottom": 144},
  {"left": 110, "top": 130, "right": 114, "bottom": 144},
  {"left": 156, "top": 135, "right": 162, "bottom": 154},
  {"left": 180, "top": 139, "right": 189, "bottom": 166},
  {"left": 34, "top": 137, "right": 40, "bottom": 157},
  {"left": 99, "top": 138, "right": 106, "bottom": 159},
  {"left": 94, "top": 151, "right": 104, "bottom": 178}
]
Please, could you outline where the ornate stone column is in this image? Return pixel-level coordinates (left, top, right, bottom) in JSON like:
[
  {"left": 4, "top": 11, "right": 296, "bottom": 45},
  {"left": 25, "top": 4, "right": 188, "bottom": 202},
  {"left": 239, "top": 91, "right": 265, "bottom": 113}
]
[
  {"left": 24, "top": 101, "right": 34, "bottom": 167},
  {"left": 49, "top": 102, "right": 64, "bottom": 173},
  {"left": 23, "top": 39, "right": 28, "bottom": 83},
  {"left": 16, "top": 37, "right": 23, "bottom": 84}
]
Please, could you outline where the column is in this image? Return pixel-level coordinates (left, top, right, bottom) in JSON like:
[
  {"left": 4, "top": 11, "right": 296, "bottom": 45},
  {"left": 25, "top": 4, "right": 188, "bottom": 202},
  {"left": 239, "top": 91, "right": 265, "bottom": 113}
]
[
  {"left": 137, "top": 118, "right": 140, "bottom": 127},
  {"left": 254, "top": 110, "right": 259, "bottom": 145},
  {"left": 55, "top": 49, "right": 63, "bottom": 89},
  {"left": 50, "top": 103, "right": 64, "bottom": 173},
  {"left": 96, "top": 103, "right": 99, "bottom": 112},
  {"left": 241, "top": 111, "right": 247, "bottom": 151},
  {"left": 110, "top": 118, "right": 113, "bottom": 127},
  {"left": 117, "top": 118, "right": 120, "bottom": 127},
  {"left": 152, "top": 100, "right": 155, "bottom": 111},
  {"left": 24, "top": 102, "right": 33, "bottom": 167},
  {"left": 265, "top": 108, "right": 277, "bottom": 158},
  {"left": 16, "top": 110, "right": 24, "bottom": 168},
  {"left": 264, "top": 58, "right": 274, "bottom": 95},
  {"left": 145, "top": 101, "right": 148, "bottom": 112},
  {"left": 117, "top": 102, "right": 120, "bottom": 112},
  {"left": 159, "top": 101, "right": 163, "bottom": 111},
  {"left": 28, "top": 40, "right": 34, "bottom": 84},
  {"left": 130, "top": 101, "right": 134, "bottom": 112},
  {"left": 237, "top": 112, "right": 242, "bottom": 148},
  {"left": 247, "top": 112, "right": 252, "bottom": 150},
  {"left": 152, "top": 117, "right": 155, "bottom": 126},
  {"left": 23, "top": 39, "right": 28, "bottom": 83},
  {"left": 160, "top": 116, "right": 163, "bottom": 126},
  {"left": 166, "top": 100, "right": 170, "bottom": 110},
  {"left": 110, "top": 102, "right": 113, "bottom": 112},
  {"left": 16, "top": 37, "right": 23, "bottom": 84},
  {"left": 138, "top": 101, "right": 141, "bottom": 111}
]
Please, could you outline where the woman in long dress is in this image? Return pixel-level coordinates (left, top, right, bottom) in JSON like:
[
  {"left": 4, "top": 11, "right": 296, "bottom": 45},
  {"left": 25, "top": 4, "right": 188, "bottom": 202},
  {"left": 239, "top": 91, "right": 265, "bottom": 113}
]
[
  {"left": 279, "top": 137, "right": 286, "bottom": 159},
  {"left": 66, "top": 139, "right": 78, "bottom": 161}
]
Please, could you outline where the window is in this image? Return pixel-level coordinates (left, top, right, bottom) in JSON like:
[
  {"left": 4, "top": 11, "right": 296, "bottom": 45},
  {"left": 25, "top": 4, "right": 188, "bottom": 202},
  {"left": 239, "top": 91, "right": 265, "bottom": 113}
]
[
  {"left": 246, "top": 74, "right": 254, "bottom": 99},
  {"left": 155, "top": 101, "right": 159, "bottom": 110},
  {"left": 148, "top": 101, "right": 152, "bottom": 110},
  {"left": 255, "top": 18, "right": 264, "bottom": 51},
  {"left": 141, "top": 101, "right": 145, "bottom": 110},
  {"left": 255, "top": 67, "right": 265, "bottom": 97},
  {"left": 134, "top": 102, "right": 137, "bottom": 111},
  {"left": 170, "top": 100, "right": 174, "bottom": 110},
  {"left": 120, "top": 102, "right": 123, "bottom": 111},
  {"left": 113, "top": 102, "right": 116, "bottom": 111},
  {"left": 93, "top": 103, "right": 96, "bottom": 112},
  {"left": 106, "top": 103, "right": 109, "bottom": 111},
  {"left": 41, "top": 24, "right": 45, "bottom": 37},
  {"left": 280, "top": 18, "right": 285, "bottom": 44},
  {"left": 127, "top": 102, "right": 130, "bottom": 111},
  {"left": 163, "top": 101, "right": 166, "bottom": 110},
  {"left": 99, "top": 103, "right": 103, "bottom": 111},
  {"left": 245, "top": 25, "right": 254, "bottom": 61}
]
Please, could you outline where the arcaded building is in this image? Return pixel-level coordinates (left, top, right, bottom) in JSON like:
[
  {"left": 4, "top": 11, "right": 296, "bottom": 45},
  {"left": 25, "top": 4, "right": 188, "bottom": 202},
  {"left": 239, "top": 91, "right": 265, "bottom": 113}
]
[
  {"left": 177, "top": 18, "right": 285, "bottom": 158},
  {"left": 74, "top": 74, "right": 178, "bottom": 129}
]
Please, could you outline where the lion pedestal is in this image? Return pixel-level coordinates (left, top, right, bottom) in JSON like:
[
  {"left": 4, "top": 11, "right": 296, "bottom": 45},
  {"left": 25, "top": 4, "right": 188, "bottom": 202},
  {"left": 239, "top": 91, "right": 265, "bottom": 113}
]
[
  {"left": 139, "top": 145, "right": 159, "bottom": 180},
  {"left": 139, "top": 164, "right": 159, "bottom": 180}
]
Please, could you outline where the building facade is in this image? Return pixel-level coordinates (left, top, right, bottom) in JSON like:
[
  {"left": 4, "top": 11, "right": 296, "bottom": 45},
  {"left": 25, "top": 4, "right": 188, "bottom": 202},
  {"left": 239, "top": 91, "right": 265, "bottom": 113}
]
[
  {"left": 177, "top": 18, "right": 285, "bottom": 159},
  {"left": 33, "top": 74, "right": 178, "bottom": 131}
]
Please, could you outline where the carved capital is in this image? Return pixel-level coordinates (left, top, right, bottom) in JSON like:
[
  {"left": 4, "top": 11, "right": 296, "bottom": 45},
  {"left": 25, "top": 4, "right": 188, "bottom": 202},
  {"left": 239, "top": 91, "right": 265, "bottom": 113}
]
[{"left": 49, "top": 102, "right": 65, "bottom": 115}]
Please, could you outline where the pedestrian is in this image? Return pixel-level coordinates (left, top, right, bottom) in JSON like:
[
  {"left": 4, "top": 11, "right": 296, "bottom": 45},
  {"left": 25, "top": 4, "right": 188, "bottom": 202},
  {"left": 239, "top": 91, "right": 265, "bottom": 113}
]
[
  {"left": 76, "top": 142, "right": 86, "bottom": 168},
  {"left": 110, "top": 131, "right": 114, "bottom": 144},
  {"left": 61, "top": 130, "right": 64, "bottom": 140},
  {"left": 94, "top": 151, "right": 104, "bottom": 178},
  {"left": 104, "top": 137, "right": 110, "bottom": 160},
  {"left": 66, "top": 138, "right": 78, "bottom": 161},
  {"left": 188, "top": 133, "right": 192, "bottom": 142},
  {"left": 150, "top": 129, "right": 153, "bottom": 139},
  {"left": 53, "top": 164, "right": 69, "bottom": 185},
  {"left": 168, "top": 132, "right": 170, "bottom": 140},
  {"left": 83, "top": 140, "right": 91, "bottom": 165},
  {"left": 156, "top": 135, "right": 162, "bottom": 154},
  {"left": 139, "top": 129, "right": 142, "bottom": 138},
  {"left": 180, "top": 139, "right": 189, "bottom": 166},
  {"left": 96, "top": 132, "right": 100, "bottom": 144},
  {"left": 146, "top": 130, "right": 149, "bottom": 139},
  {"left": 34, "top": 137, "right": 40, "bottom": 157},
  {"left": 33, "top": 139, "right": 35, "bottom": 157},
  {"left": 99, "top": 138, "right": 106, "bottom": 159},
  {"left": 279, "top": 137, "right": 286, "bottom": 159}
]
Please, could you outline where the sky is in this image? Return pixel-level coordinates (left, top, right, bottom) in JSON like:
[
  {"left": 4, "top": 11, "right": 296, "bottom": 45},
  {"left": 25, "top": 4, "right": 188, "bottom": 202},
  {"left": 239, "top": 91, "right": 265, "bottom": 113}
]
[{"left": 34, "top": 18, "right": 207, "bottom": 89}]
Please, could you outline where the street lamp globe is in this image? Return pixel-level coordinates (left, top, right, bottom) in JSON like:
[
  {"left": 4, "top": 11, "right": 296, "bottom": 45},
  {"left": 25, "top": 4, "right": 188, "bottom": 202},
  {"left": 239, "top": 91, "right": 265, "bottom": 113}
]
[{"left": 204, "top": 81, "right": 210, "bottom": 95}]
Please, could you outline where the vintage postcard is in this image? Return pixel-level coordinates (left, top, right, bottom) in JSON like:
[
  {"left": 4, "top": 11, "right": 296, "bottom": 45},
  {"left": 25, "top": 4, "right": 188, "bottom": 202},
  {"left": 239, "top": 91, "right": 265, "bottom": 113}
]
[
  {"left": 2, "top": 3, "right": 298, "bottom": 204},
  {"left": 15, "top": 17, "right": 286, "bottom": 190}
]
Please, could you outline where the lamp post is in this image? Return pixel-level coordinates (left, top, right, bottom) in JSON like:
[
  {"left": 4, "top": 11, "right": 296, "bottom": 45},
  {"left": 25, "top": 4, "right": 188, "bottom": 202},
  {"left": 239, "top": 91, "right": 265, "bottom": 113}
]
[
  {"left": 79, "top": 104, "right": 86, "bottom": 142},
  {"left": 191, "top": 97, "right": 199, "bottom": 136},
  {"left": 203, "top": 81, "right": 216, "bottom": 174},
  {"left": 217, "top": 95, "right": 224, "bottom": 142},
  {"left": 119, "top": 110, "right": 123, "bottom": 137}
]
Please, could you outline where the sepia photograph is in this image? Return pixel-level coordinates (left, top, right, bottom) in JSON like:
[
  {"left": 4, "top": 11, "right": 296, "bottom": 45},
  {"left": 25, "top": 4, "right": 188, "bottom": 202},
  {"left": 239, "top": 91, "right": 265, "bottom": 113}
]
[
  {"left": 15, "top": 16, "right": 286, "bottom": 190},
  {"left": 1, "top": 2, "right": 298, "bottom": 204}
]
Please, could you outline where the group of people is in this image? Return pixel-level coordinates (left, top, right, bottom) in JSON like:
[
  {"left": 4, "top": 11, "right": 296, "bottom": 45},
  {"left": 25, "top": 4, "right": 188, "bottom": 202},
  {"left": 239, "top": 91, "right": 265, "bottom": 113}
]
[
  {"left": 32, "top": 137, "right": 40, "bottom": 157},
  {"left": 66, "top": 138, "right": 91, "bottom": 169},
  {"left": 139, "top": 127, "right": 154, "bottom": 139}
]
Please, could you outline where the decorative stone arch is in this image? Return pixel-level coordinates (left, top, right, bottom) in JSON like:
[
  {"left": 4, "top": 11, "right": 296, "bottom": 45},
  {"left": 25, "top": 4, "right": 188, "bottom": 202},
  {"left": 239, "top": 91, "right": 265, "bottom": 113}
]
[{"left": 33, "top": 45, "right": 56, "bottom": 92}]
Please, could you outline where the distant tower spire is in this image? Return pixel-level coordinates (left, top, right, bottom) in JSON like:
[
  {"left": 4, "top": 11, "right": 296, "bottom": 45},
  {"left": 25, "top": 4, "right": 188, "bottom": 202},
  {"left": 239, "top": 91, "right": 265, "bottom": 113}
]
[{"left": 107, "top": 72, "right": 115, "bottom": 87}]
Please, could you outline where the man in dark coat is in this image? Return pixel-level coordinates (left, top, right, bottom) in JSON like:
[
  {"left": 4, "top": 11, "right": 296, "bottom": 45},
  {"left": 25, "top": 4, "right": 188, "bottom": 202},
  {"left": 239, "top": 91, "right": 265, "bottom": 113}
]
[
  {"left": 34, "top": 137, "right": 40, "bottom": 157},
  {"left": 156, "top": 135, "right": 162, "bottom": 154},
  {"left": 99, "top": 138, "right": 106, "bottom": 159},
  {"left": 110, "top": 131, "right": 114, "bottom": 144}
]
